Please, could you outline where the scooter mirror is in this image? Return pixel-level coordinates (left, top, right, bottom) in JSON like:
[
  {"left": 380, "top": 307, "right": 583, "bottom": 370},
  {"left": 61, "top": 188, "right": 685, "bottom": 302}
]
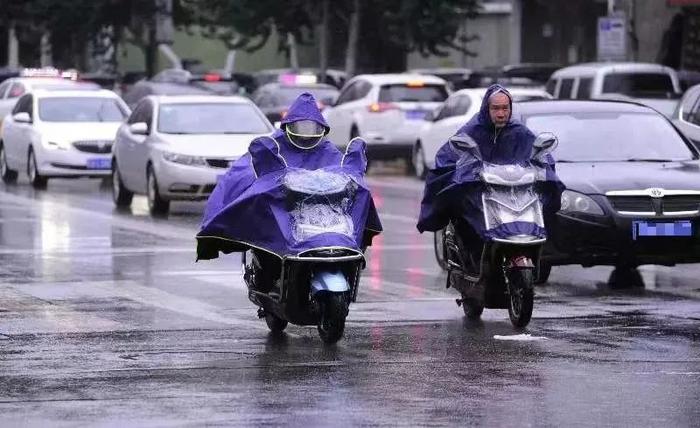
[{"left": 533, "top": 132, "right": 558, "bottom": 152}]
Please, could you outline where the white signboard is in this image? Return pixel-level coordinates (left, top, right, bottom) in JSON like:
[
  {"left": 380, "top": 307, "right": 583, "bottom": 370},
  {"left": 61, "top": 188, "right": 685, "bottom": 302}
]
[{"left": 597, "top": 15, "right": 627, "bottom": 61}]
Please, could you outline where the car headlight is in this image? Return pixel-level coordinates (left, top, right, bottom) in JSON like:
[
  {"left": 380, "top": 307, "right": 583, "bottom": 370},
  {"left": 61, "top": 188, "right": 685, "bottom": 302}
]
[
  {"left": 45, "top": 140, "right": 70, "bottom": 150},
  {"left": 560, "top": 190, "right": 605, "bottom": 215},
  {"left": 162, "top": 152, "right": 207, "bottom": 166}
]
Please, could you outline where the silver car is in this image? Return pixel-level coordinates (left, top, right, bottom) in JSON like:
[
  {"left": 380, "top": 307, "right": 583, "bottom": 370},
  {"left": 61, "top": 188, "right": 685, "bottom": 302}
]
[{"left": 111, "top": 95, "right": 274, "bottom": 215}]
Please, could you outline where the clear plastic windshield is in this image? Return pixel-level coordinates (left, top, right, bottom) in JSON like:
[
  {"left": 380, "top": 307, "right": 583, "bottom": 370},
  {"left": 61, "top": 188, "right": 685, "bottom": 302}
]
[
  {"left": 283, "top": 169, "right": 356, "bottom": 242},
  {"left": 483, "top": 184, "right": 544, "bottom": 231},
  {"left": 480, "top": 163, "right": 540, "bottom": 186}
]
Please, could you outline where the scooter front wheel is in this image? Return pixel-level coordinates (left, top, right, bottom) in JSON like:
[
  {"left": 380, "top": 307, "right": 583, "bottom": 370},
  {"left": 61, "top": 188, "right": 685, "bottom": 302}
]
[
  {"left": 317, "top": 293, "right": 348, "bottom": 344},
  {"left": 507, "top": 268, "right": 534, "bottom": 328},
  {"left": 462, "top": 296, "right": 484, "bottom": 320},
  {"left": 264, "top": 312, "right": 288, "bottom": 333}
]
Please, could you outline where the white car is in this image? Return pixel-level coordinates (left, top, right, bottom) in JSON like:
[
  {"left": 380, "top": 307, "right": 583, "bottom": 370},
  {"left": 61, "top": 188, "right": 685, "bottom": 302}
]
[
  {"left": 412, "top": 87, "right": 553, "bottom": 178},
  {"left": 0, "top": 77, "right": 99, "bottom": 125},
  {"left": 0, "top": 89, "right": 130, "bottom": 188},
  {"left": 111, "top": 95, "right": 274, "bottom": 215},
  {"left": 323, "top": 74, "right": 449, "bottom": 164}
]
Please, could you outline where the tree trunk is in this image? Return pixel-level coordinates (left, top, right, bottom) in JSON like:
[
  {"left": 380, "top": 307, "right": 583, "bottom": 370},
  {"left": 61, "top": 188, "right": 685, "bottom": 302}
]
[
  {"left": 40, "top": 31, "right": 52, "bottom": 67},
  {"left": 145, "top": 23, "right": 158, "bottom": 77},
  {"left": 8, "top": 21, "right": 19, "bottom": 69},
  {"left": 344, "top": 0, "right": 361, "bottom": 77},
  {"left": 287, "top": 33, "right": 299, "bottom": 70},
  {"left": 318, "top": 0, "right": 330, "bottom": 82}
]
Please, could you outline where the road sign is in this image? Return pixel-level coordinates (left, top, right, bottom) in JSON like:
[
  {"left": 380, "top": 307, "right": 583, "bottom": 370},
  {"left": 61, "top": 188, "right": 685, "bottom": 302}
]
[{"left": 597, "top": 15, "right": 627, "bottom": 61}]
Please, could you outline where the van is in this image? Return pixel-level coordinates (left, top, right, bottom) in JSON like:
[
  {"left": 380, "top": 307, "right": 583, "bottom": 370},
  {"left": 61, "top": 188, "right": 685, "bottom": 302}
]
[{"left": 545, "top": 62, "right": 682, "bottom": 117}]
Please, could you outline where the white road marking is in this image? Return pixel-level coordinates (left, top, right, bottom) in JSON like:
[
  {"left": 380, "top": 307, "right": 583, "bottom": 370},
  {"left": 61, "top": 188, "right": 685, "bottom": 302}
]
[{"left": 493, "top": 334, "right": 548, "bottom": 341}]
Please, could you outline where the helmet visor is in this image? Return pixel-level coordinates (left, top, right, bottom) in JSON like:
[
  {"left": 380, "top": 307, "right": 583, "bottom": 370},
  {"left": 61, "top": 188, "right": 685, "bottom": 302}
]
[{"left": 286, "top": 120, "right": 325, "bottom": 138}]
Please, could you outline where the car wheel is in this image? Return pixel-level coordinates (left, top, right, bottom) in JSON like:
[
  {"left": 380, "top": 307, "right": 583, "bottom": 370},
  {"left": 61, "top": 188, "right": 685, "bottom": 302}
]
[
  {"left": 147, "top": 165, "right": 169, "bottom": 216},
  {"left": 112, "top": 160, "right": 134, "bottom": 208},
  {"left": 534, "top": 263, "right": 552, "bottom": 285},
  {"left": 0, "top": 143, "right": 18, "bottom": 183},
  {"left": 27, "top": 148, "right": 47, "bottom": 189},
  {"left": 412, "top": 143, "right": 427, "bottom": 179}
]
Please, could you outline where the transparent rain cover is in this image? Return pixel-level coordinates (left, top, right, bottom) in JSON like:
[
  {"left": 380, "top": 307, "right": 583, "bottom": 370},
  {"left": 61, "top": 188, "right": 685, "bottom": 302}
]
[
  {"left": 480, "top": 163, "right": 540, "bottom": 186},
  {"left": 482, "top": 184, "right": 544, "bottom": 231},
  {"left": 283, "top": 168, "right": 356, "bottom": 242}
]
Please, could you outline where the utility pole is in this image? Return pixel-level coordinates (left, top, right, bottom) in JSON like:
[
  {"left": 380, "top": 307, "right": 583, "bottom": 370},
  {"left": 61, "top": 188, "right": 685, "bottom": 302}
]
[{"left": 8, "top": 22, "right": 19, "bottom": 68}]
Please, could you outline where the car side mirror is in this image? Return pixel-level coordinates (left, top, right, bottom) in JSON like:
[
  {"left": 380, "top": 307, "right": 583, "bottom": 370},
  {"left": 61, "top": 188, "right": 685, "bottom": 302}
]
[
  {"left": 129, "top": 122, "right": 148, "bottom": 135},
  {"left": 13, "top": 112, "right": 31, "bottom": 124},
  {"left": 532, "top": 132, "right": 558, "bottom": 159}
]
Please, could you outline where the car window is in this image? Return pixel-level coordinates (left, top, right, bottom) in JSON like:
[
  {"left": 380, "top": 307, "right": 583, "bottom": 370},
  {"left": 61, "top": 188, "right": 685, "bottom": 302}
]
[
  {"left": 435, "top": 96, "right": 459, "bottom": 121},
  {"left": 680, "top": 87, "right": 700, "bottom": 122},
  {"left": 12, "top": 94, "right": 32, "bottom": 116},
  {"left": 602, "top": 72, "right": 678, "bottom": 99},
  {"left": 454, "top": 95, "right": 472, "bottom": 116},
  {"left": 378, "top": 84, "right": 448, "bottom": 102},
  {"left": 158, "top": 103, "right": 271, "bottom": 134},
  {"left": 38, "top": 97, "right": 127, "bottom": 122},
  {"left": 576, "top": 78, "right": 593, "bottom": 99},
  {"left": 558, "top": 79, "right": 574, "bottom": 99},
  {"left": 690, "top": 100, "right": 700, "bottom": 126},
  {"left": 8, "top": 83, "right": 25, "bottom": 98},
  {"left": 0, "top": 81, "right": 11, "bottom": 98},
  {"left": 127, "top": 101, "right": 146, "bottom": 124},
  {"left": 275, "top": 87, "right": 339, "bottom": 106},
  {"left": 525, "top": 112, "right": 695, "bottom": 162},
  {"left": 545, "top": 79, "right": 556, "bottom": 96},
  {"left": 356, "top": 81, "right": 372, "bottom": 99},
  {"left": 142, "top": 101, "right": 154, "bottom": 132},
  {"left": 335, "top": 81, "right": 360, "bottom": 105}
]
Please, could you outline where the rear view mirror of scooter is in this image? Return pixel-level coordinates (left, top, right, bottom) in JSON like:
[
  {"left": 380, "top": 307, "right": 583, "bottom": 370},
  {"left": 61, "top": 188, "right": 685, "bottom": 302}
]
[{"left": 532, "top": 132, "right": 558, "bottom": 161}]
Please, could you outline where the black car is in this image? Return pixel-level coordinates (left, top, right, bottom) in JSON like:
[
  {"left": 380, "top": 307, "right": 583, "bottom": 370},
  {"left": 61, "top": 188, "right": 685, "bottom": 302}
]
[
  {"left": 252, "top": 82, "right": 339, "bottom": 125},
  {"left": 515, "top": 100, "right": 700, "bottom": 286}
]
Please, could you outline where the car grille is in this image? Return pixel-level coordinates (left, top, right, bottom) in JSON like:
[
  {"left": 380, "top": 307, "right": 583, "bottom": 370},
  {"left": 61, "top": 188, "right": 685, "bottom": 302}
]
[
  {"left": 73, "top": 140, "right": 112, "bottom": 154},
  {"left": 663, "top": 195, "right": 700, "bottom": 212},
  {"left": 608, "top": 196, "right": 654, "bottom": 212},
  {"left": 608, "top": 195, "right": 700, "bottom": 214},
  {"left": 206, "top": 158, "right": 234, "bottom": 168}
]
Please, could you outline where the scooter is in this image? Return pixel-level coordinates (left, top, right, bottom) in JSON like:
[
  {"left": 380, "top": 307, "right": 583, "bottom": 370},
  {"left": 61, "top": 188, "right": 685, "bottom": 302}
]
[
  {"left": 435, "top": 133, "right": 558, "bottom": 327},
  {"left": 243, "top": 167, "right": 366, "bottom": 343}
]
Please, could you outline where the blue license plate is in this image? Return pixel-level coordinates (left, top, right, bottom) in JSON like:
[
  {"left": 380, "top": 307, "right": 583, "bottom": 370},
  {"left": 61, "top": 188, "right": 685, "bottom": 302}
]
[
  {"left": 632, "top": 220, "right": 692, "bottom": 240},
  {"left": 87, "top": 158, "right": 111, "bottom": 170},
  {"left": 405, "top": 110, "right": 427, "bottom": 120}
]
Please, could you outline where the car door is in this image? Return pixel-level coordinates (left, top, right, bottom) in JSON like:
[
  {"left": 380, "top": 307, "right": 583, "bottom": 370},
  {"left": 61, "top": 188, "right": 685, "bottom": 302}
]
[
  {"left": 3, "top": 94, "right": 33, "bottom": 169},
  {"left": 131, "top": 100, "right": 155, "bottom": 193},
  {"left": 118, "top": 100, "right": 150, "bottom": 191}
]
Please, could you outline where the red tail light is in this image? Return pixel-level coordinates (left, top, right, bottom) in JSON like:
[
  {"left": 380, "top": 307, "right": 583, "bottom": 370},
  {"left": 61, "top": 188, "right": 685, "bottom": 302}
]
[
  {"left": 204, "top": 73, "right": 222, "bottom": 82},
  {"left": 281, "top": 110, "right": 288, "bottom": 118},
  {"left": 368, "top": 102, "right": 398, "bottom": 113}
]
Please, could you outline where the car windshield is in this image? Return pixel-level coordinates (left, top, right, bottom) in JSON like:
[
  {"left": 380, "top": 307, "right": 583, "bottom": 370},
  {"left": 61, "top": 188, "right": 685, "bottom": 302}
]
[
  {"left": 39, "top": 97, "right": 127, "bottom": 122},
  {"left": 158, "top": 103, "right": 271, "bottom": 134},
  {"left": 379, "top": 84, "right": 448, "bottom": 102},
  {"left": 525, "top": 112, "right": 695, "bottom": 162},
  {"left": 602, "top": 72, "right": 678, "bottom": 99},
  {"left": 277, "top": 87, "right": 338, "bottom": 105}
]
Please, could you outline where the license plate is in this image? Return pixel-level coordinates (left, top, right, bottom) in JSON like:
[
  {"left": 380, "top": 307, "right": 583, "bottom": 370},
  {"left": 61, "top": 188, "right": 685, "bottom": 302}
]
[
  {"left": 632, "top": 220, "right": 692, "bottom": 240},
  {"left": 405, "top": 110, "right": 427, "bottom": 120},
  {"left": 86, "top": 158, "right": 111, "bottom": 170}
]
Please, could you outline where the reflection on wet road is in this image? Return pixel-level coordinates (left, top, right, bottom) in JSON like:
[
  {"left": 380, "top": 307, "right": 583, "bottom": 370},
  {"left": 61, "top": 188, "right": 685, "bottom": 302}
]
[{"left": 0, "top": 176, "right": 698, "bottom": 426}]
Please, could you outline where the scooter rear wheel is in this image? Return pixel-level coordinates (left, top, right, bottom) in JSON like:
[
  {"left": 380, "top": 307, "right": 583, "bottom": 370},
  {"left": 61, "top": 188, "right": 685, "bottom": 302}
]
[
  {"left": 507, "top": 268, "right": 534, "bottom": 328},
  {"left": 265, "top": 313, "right": 288, "bottom": 333},
  {"left": 462, "top": 297, "right": 484, "bottom": 320},
  {"left": 317, "top": 293, "right": 348, "bottom": 344}
]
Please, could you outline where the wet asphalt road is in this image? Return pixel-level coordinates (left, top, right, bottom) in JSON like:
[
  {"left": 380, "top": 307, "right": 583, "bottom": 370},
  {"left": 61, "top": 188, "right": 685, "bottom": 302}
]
[{"left": 0, "top": 171, "right": 699, "bottom": 427}]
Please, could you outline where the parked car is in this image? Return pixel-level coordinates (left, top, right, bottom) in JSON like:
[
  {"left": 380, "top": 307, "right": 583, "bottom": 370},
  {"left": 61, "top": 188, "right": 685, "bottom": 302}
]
[
  {"left": 253, "top": 68, "right": 348, "bottom": 89},
  {"left": 0, "top": 89, "right": 130, "bottom": 188},
  {"left": 252, "top": 82, "right": 339, "bottom": 125},
  {"left": 672, "top": 83, "right": 700, "bottom": 148},
  {"left": 323, "top": 73, "right": 449, "bottom": 165},
  {"left": 121, "top": 80, "right": 212, "bottom": 109},
  {"left": 546, "top": 62, "right": 682, "bottom": 117},
  {"left": 0, "top": 76, "right": 100, "bottom": 125},
  {"left": 413, "top": 86, "right": 552, "bottom": 177},
  {"left": 111, "top": 95, "right": 273, "bottom": 215},
  {"left": 515, "top": 100, "right": 700, "bottom": 286},
  {"left": 408, "top": 67, "right": 473, "bottom": 91}
]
